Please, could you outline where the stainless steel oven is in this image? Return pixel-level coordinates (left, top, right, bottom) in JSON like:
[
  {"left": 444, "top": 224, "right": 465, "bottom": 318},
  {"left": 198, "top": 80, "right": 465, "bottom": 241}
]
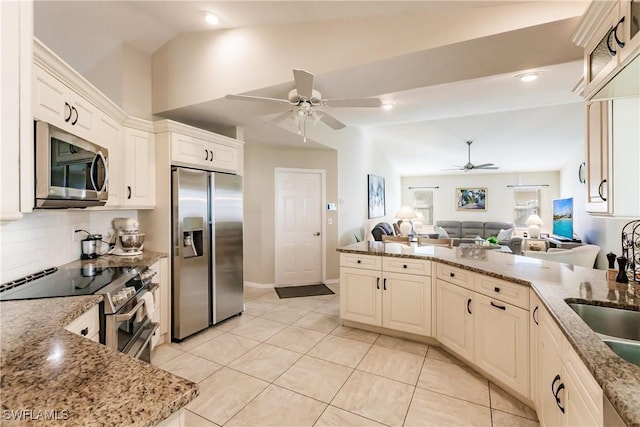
[
  {"left": 97, "top": 267, "right": 159, "bottom": 363},
  {"left": 34, "top": 120, "right": 109, "bottom": 208}
]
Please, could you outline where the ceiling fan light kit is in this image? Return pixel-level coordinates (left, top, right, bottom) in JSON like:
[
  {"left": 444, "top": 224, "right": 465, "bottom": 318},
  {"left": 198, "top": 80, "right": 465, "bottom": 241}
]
[{"left": 226, "top": 69, "right": 382, "bottom": 142}]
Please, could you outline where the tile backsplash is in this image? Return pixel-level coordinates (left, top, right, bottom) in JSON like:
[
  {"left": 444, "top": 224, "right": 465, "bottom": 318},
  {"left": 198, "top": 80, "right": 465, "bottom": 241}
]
[{"left": 0, "top": 210, "right": 137, "bottom": 283}]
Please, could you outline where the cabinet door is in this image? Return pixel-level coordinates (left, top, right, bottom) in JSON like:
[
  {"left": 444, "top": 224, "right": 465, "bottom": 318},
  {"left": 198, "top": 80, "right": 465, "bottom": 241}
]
[
  {"left": 171, "top": 133, "right": 207, "bottom": 167},
  {"left": 585, "top": 101, "right": 611, "bottom": 214},
  {"left": 98, "top": 114, "right": 122, "bottom": 207},
  {"left": 123, "top": 128, "right": 155, "bottom": 208},
  {"left": 537, "top": 314, "right": 564, "bottom": 427},
  {"left": 33, "top": 65, "right": 69, "bottom": 127},
  {"left": 340, "top": 267, "right": 382, "bottom": 326},
  {"left": 563, "top": 344, "right": 603, "bottom": 427},
  {"left": 584, "top": 5, "right": 623, "bottom": 97},
  {"left": 436, "top": 279, "right": 474, "bottom": 362},
  {"left": 474, "top": 293, "right": 529, "bottom": 398},
  {"left": 67, "top": 91, "right": 98, "bottom": 141},
  {"left": 530, "top": 290, "right": 541, "bottom": 408},
  {"left": 382, "top": 272, "right": 431, "bottom": 336},
  {"left": 619, "top": 0, "right": 640, "bottom": 63},
  {"left": 209, "top": 141, "right": 238, "bottom": 173}
]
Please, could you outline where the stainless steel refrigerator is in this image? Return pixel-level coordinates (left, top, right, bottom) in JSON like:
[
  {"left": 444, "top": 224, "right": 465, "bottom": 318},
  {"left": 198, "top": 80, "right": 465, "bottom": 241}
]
[{"left": 171, "top": 167, "right": 244, "bottom": 341}]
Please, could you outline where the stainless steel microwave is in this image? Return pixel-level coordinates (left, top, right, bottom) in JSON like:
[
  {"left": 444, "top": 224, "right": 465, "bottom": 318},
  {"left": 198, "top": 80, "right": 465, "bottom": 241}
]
[{"left": 35, "top": 121, "right": 109, "bottom": 208}]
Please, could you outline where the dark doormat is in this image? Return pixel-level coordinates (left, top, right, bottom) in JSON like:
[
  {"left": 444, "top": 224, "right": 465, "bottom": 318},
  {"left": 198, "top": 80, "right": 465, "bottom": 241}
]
[{"left": 274, "top": 284, "right": 335, "bottom": 299}]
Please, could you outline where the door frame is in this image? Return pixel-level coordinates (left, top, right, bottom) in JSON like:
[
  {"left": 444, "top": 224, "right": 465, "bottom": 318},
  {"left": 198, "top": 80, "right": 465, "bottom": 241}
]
[{"left": 274, "top": 167, "right": 327, "bottom": 285}]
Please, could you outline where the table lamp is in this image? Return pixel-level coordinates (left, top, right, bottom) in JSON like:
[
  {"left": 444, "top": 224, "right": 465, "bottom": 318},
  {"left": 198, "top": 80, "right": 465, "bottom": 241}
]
[
  {"left": 396, "top": 206, "right": 417, "bottom": 236},
  {"left": 525, "top": 214, "right": 543, "bottom": 238}
]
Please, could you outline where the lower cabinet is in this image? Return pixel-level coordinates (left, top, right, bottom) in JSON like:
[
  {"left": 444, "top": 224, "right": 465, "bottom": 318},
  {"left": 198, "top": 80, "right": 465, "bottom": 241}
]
[
  {"left": 474, "top": 292, "right": 529, "bottom": 397},
  {"left": 65, "top": 304, "right": 100, "bottom": 342},
  {"left": 436, "top": 279, "right": 474, "bottom": 361},
  {"left": 339, "top": 254, "right": 431, "bottom": 335},
  {"left": 535, "top": 302, "right": 603, "bottom": 427},
  {"left": 149, "top": 258, "right": 169, "bottom": 346},
  {"left": 436, "top": 272, "right": 530, "bottom": 399}
]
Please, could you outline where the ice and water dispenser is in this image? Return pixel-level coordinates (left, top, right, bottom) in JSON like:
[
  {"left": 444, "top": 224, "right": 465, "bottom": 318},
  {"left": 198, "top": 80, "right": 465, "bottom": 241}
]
[{"left": 182, "top": 217, "right": 204, "bottom": 259}]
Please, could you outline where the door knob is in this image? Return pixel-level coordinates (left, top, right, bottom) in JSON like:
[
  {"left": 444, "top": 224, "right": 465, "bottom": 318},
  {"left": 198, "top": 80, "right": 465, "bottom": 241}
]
[{"left": 313, "top": 232, "right": 321, "bottom": 236}]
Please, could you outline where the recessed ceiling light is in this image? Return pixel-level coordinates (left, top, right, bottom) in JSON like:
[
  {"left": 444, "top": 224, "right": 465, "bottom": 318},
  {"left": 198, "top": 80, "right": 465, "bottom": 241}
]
[
  {"left": 205, "top": 13, "right": 219, "bottom": 26},
  {"left": 382, "top": 103, "right": 394, "bottom": 111},
  {"left": 516, "top": 72, "right": 540, "bottom": 82}
]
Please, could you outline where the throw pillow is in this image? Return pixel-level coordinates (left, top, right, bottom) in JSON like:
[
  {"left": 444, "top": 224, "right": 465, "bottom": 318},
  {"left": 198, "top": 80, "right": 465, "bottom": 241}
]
[
  {"left": 434, "top": 226, "right": 449, "bottom": 238},
  {"left": 497, "top": 228, "right": 514, "bottom": 242}
]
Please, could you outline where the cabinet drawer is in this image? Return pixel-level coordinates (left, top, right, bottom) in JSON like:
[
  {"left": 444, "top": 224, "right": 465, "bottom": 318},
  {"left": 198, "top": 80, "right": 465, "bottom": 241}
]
[
  {"left": 436, "top": 263, "right": 474, "bottom": 290},
  {"left": 340, "top": 253, "right": 381, "bottom": 270},
  {"left": 65, "top": 305, "right": 99, "bottom": 341},
  {"left": 383, "top": 257, "right": 431, "bottom": 276},
  {"left": 474, "top": 275, "right": 529, "bottom": 310}
]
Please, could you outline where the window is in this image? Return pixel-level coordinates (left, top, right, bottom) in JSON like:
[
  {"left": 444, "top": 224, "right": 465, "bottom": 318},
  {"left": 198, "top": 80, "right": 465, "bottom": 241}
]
[
  {"left": 513, "top": 189, "right": 540, "bottom": 227},
  {"left": 413, "top": 190, "right": 434, "bottom": 226}
]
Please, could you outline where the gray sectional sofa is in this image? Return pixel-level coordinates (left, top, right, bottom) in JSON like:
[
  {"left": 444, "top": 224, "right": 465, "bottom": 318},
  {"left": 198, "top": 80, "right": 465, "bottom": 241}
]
[{"left": 434, "top": 220, "right": 523, "bottom": 254}]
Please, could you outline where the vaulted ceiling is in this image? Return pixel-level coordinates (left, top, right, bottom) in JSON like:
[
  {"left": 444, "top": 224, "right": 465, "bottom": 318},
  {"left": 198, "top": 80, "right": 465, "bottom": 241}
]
[{"left": 34, "top": 1, "right": 590, "bottom": 175}]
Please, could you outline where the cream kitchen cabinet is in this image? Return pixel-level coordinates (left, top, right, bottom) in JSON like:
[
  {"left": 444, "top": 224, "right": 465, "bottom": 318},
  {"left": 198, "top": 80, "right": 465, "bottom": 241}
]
[
  {"left": 340, "top": 254, "right": 432, "bottom": 335},
  {"left": 535, "top": 302, "right": 603, "bottom": 427},
  {"left": 170, "top": 131, "right": 239, "bottom": 173},
  {"left": 436, "top": 264, "right": 530, "bottom": 398},
  {"left": 33, "top": 64, "right": 98, "bottom": 142},
  {"left": 474, "top": 292, "right": 529, "bottom": 397},
  {"left": 435, "top": 278, "right": 474, "bottom": 361},
  {"left": 148, "top": 258, "right": 169, "bottom": 347},
  {"left": 1, "top": 0, "right": 32, "bottom": 221},
  {"left": 585, "top": 97, "right": 640, "bottom": 217},
  {"left": 530, "top": 289, "right": 542, "bottom": 408},
  {"left": 122, "top": 127, "right": 155, "bottom": 208},
  {"left": 65, "top": 304, "right": 100, "bottom": 342}
]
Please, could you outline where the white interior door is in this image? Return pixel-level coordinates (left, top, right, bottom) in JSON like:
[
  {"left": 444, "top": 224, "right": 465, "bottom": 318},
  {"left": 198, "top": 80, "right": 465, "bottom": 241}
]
[{"left": 275, "top": 169, "right": 324, "bottom": 286}]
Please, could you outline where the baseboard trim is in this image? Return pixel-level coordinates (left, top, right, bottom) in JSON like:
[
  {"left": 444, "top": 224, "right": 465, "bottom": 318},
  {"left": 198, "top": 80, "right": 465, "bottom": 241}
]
[
  {"left": 244, "top": 281, "right": 274, "bottom": 289},
  {"left": 324, "top": 278, "right": 339, "bottom": 285}
]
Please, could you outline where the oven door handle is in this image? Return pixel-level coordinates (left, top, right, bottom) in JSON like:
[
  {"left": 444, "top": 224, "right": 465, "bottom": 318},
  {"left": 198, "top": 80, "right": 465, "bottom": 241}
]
[
  {"left": 125, "top": 322, "right": 159, "bottom": 359},
  {"left": 114, "top": 298, "right": 146, "bottom": 322}
]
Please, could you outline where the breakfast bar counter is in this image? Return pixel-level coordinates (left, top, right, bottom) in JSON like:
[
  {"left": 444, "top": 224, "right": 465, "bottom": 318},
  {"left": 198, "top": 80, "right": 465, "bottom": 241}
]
[
  {"left": 338, "top": 241, "right": 640, "bottom": 426},
  {"left": 0, "top": 295, "right": 197, "bottom": 426}
]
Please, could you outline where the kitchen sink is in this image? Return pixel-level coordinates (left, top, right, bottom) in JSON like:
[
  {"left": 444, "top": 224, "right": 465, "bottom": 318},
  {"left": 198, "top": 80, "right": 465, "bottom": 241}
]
[
  {"left": 568, "top": 302, "right": 640, "bottom": 367},
  {"left": 603, "top": 340, "right": 640, "bottom": 367},
  {"left": 568, "top": 303, "right": 640, "bottom": 341}
]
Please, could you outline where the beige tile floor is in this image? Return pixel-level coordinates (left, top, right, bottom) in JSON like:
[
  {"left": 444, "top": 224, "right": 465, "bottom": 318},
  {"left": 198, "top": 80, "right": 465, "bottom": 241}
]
[{"left": 152, "top": 284, "right": 539, "bottom": 427}]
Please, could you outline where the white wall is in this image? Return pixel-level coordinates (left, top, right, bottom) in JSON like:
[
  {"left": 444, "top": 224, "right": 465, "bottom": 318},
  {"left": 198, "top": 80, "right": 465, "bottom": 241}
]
[
  {"left": 0, "top": 210, "right": 136, "bottom": 283},
  {"left": 402, "top": 171, "right": 560, "bottom": 235}
]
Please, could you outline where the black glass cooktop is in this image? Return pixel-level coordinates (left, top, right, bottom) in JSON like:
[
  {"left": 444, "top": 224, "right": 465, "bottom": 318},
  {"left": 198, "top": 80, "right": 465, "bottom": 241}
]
[{"left": 0, "top": 266, "right": 130, "bottom": 301}]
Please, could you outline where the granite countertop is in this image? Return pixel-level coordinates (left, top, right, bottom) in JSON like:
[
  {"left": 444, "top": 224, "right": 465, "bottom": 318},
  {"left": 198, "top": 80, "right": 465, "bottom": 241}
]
[
  {"left": 338, "top": 241, "right": 640, "bottom": 425},
  {"left": 66, "top": 251, "right": 169, "bottom": 270},
  {"left": 0, "top": 272, "right": 197, "bottom": 426}
]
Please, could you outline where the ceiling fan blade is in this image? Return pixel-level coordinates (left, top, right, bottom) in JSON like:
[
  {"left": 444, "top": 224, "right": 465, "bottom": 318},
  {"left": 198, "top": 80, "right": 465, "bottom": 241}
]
[
  {"left": 324, "top": 98, "right": 382, "bottom": 108},
  {"left": 473, "top": 163, "right": 495, "bottom": 168},
  {"left": 319, "top": 112, "right": 346, "bottom": 130},
  {"left": 225, "top": 94, "right": 291, "bottom": 105},
  {"left": 263, "top": 110, "right": 294, "bottom": 125},
  {"left": 442, "top": 166, "right": 464, "bottom": 171},
  {"left": 293, "top": 69, "right": 314, "bottom": 99},
  {"left": 476, "top": 166, "right": 500, "bottom": 170}
]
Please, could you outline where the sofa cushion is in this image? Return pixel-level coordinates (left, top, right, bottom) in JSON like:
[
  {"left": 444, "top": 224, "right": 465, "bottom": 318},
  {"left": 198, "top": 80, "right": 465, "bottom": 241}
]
[
  {"left": 436, "top": 221, "right": 462, "bottom": 238},
  {"left": 484, "top": 221, "right": 516, "bottom": 238},
  {"left": 461, "top": 221, "right": 484, "bottom": 238},
  {"left": 497, "top": 228, "right": 514, "bottom": 241},
  {"left": 434, "top": 226, "right": 450, "bottom": 238}
]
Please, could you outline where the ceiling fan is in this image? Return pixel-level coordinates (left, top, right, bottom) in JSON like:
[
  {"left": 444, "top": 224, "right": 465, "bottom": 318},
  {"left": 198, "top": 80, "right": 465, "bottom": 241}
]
[
  {"left": 444, "top": 140, "right": 500, "bottom": 172},
  {"left": 225, "top": 69, "right": 382, "bottom": 142}
]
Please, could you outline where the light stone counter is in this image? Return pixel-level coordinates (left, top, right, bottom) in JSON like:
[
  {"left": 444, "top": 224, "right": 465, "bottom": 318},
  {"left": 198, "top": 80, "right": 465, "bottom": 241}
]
[
  {"left": 338, "top": 241, "right": 640, "bottom": 426},
  {"left": 0, "top": 295, "right": 197, "bottom": 426}
]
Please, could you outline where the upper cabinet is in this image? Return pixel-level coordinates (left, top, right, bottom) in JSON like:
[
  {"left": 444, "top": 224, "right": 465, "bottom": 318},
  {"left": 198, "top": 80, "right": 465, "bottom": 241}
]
[
  {"left": 154, "top": 120, "right": 244, "bottom": 175},
  {"left": 574, "top": 0, "right": 640, "bottom": 99},
  {"left": 1, "top": 1, "right": 32, "bottom": 222},
  {"left": 122, "top": 125, "right": 156, "bottom": 208},
  {"left": 33, "top": 65, "right": 98, "bottom": 142}
]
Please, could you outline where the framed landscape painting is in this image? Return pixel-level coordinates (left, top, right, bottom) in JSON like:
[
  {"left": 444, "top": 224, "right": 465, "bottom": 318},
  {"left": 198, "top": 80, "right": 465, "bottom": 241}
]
[
  {"left": 368, "top": 174, "right": 385, "bottom": 218},
  {"left": 456, "top": 187, "right": 487, "bottom": 211}
]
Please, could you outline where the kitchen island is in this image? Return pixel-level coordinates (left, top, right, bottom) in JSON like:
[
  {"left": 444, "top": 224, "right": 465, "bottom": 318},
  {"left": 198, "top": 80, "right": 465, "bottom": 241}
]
[
  {"left": 338, "top": 241, "right": 640, "bottom": 426},
  {"left": 0, "top": 252, "right": 197, "bottom": 426}
]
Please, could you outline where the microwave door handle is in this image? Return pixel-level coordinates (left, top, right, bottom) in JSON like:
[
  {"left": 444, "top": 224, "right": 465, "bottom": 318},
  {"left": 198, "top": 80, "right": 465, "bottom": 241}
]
[
  {"left": 97, "top": 151, "right": 108, "bottom": 193},
  {"left": 90, "top": 154, "right": 98, "bottom": 192}
]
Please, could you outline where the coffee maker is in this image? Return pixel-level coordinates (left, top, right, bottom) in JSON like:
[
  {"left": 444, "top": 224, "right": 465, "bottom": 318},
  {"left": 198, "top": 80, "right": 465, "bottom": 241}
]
[{"left": 111, "top": 218, "right": 145, "bottom": 256}]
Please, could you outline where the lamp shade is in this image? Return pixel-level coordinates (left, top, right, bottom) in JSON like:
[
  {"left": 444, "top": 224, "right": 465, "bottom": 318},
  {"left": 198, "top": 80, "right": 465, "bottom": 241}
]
[
  {"left": 395, "top": 206, "right": 417, "bottom": 220},
  {"left": 525, "top": 214, "right": 543, "bottom": 238},
  {"left": 525, "top": 214, "right": 543, "bottom": 226}
]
